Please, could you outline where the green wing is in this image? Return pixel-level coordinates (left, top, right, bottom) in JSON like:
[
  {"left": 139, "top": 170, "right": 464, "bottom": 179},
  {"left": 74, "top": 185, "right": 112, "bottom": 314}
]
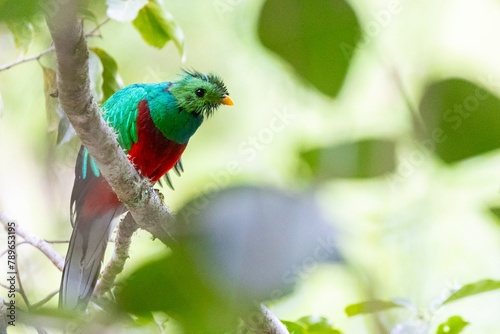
[
  {"left": 102, "top": 83, "right": 149, "bottom": 153},
  {"left": 81, "top": 84, "right": 148, "bottom": 179}
]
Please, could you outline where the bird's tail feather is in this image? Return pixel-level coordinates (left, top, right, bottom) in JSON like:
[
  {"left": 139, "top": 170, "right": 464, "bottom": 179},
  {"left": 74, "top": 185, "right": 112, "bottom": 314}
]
[
  {"left": 59, "top": 204, "right": 124, "bottom": 311},
  {"left": 59, "top": 145, "right": 126, "bottom": 311}
]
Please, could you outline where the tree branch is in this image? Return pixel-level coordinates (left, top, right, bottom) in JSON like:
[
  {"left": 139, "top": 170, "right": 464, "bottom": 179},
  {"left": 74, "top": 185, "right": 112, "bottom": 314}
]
[
  {"left": 0, "top": 211, "right": 64, "bottom": 271},
  {"left": 244, "top": 304, "right": 290, "bottom": 334},
  {"left": 44, "top": 0, "right": 178, "bottom": 247},
  {"left": 93, "top": 213, "right": 138, "bottom": 297},
  {"left": 0, "top": 18, "right": 111, "bottom": 72}
]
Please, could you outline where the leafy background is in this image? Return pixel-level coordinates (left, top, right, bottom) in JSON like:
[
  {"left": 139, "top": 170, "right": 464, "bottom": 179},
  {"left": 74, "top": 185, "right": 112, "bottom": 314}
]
[{"left": 2, "top": 0, "right": 500, "bottom": 333}]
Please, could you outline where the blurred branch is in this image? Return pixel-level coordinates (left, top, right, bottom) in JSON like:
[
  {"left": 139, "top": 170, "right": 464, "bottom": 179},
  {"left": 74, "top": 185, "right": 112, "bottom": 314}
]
[
  {"left": 0, "top": 48, "right": 54, "bottom": 72},
  {"left": 244, "top": 304, "right": 290, "bottom": 334},
  {"left": 93, "top": 213, "right": 138, "bottom": 297},
  {"left": 44, "top": 0, "right": 178, "bottom": 247},
  {"left": 31, "top": 289, "right": 59, "bottom": 310},
  {"left": 0, "top": 18, "right": 110, "bottom": 72},
  {"left": 0, "top": 211, "right": 64, "bottom": 271}
]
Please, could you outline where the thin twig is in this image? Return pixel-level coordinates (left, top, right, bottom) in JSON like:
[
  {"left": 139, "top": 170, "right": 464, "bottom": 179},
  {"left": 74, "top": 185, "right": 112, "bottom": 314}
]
[
  {"left": 0, "top": 18, "right": 111, "bottom": 73},
  {"left": 31, "top": 289, "right": 59, "bottom": 310},
  {"left": 15, "top": 250, "right": 31, "bottom": 309},
  {"left": 0, "top": 211, "right": 65, "bottom": 271},
  {"left": 0, "top": 48, "right": 54, "bottom": 72},
  {"left": 0, "top": 282, "right": 19, "bottom": 293},
  {"left": 0, "top": 241, "right": 28, "bottom": 259}
]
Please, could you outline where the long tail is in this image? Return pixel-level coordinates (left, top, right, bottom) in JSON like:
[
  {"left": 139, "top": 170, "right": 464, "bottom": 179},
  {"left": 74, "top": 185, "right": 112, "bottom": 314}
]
[{"left": 59, "top": 146, "right": 126, "bottom": 311}]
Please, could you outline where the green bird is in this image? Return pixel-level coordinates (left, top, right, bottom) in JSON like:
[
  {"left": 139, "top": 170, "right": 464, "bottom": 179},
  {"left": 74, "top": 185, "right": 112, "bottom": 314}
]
[{"left": 60, "top": 69, "right": 233, "bottom": 311}]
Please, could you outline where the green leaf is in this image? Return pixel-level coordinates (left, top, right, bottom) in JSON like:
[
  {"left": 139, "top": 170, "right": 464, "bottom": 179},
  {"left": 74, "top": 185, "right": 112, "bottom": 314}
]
[
  {"left": 300, "top": 139, "right": 396, "bottom": 180},
  {"left": 442, "top": 279, "right": 500, "bottom": 305},
  {"left": 106, "top": 0, "right": 148, "bottom": 22},
  {"left": 80, "top": 8, "right": 99, "bottom": 25},
  {"left": 345, "top": 300, "right": 403, "bottom": 317},
  {"left": 41, "top": 65, "right": 59, "bottom": 132},
  {"left": 417, "top": 78, "right": 500, "bottom": 163},
  {"left": 284, "top": 316, "right": 343, "bottom": 334},
  {"left": 436, "top": 316, "right": 469, "bottom": 334},
  {"left": 132, "top": 0, "right": 185, "bottom": 60},
  {"left": 88, "top": 50, "right": 104, "bottom": 102},
  {"left": 89, "top": 47, "right": 123, "bottom": 102},
  {"left": 258, "top": 0, "right": 361, "bottom": 98},
  {"left": 282, "top": 321, "right": 306, "bottom": 334},
  {"left": 0, "top": 0, "right": 40, "bottom": 22},
  {"left": 6, "top": 19, "right": 33, "bottom": 54}
]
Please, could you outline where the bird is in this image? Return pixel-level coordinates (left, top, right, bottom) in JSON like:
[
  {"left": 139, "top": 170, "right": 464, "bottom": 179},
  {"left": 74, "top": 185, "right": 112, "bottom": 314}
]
[{"left": 59, "top": 69, "right": 234, "bottom": 311}]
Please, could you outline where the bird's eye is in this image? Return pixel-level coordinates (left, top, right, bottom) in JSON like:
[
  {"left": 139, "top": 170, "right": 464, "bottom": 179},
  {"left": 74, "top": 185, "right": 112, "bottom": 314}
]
[{"left": 195, "top": 88, "right": 206, "bottom": 98}]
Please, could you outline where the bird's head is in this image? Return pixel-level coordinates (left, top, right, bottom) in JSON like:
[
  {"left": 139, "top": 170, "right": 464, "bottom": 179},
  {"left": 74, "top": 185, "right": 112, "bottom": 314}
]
[{"left": 170, "top": 69, "right": 234, "bottom": 117}]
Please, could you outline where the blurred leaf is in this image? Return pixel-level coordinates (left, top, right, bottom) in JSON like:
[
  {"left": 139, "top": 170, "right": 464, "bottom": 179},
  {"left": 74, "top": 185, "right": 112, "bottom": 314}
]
[
  {"left": 282, "top": 321, "right": 306, "bottom": 334},
  {"left": 488, "top": 207, "right": 500, "bottom": 227},
  {"left": 117, "top": 251, "right": 241, "bottom": 333},
  {"left": 6, "top": 19, "right": 33, "bottom": 54},
  {"left": 391, "top": 321, "right": 430, "bottom": 334},
  {"left": 119, "top": 186, "right": 339, "bottom": 333},
  {"left": 284, "top": 316, "right": 343, "bottom": 334},
  {"left": 297, "top": 315, "right": 332, "bottom": 328},
  {"left": 345, "top": 300, "right": 403, "bottom": 317},
  {"left": 132, "top": 0, "right": 185, "bottom": 60},
  {"left": 436, "top": 316, "right": 469, "bottom": 334},
  {"left": 442, "top": 279, "right": 500, "bottom": 305},
  {"left": 176, "top": 186, "right": 340, "bottom": 303},
  {"left": 56, "top": 106, "right": 75, "bottom": 145},
  {"left": 42, "top": 65, "right": 59, "bottom": 132},
  {"left": 0, "top": 0, "right": 40, "bottom": 21},
  {"left": 258, "top": 0, "right": 361, "bottom": 97},
  {"left": 300, "top": 139, "right": 396, "bottom": 180},
  {"left": 80, "top": 9, "right": 99, "bottom": 27},
  {"left": 88, "top": 50, "right": 104, "bottom": 102},
  {"left": 89, "top": 47, "right": 123, "bottom": 102},
  {"left": 106, "top": 0, "right": 147, "bottom": 22},
  {"left": 417, "top": 78, "right": 500, "bottom": 163}
]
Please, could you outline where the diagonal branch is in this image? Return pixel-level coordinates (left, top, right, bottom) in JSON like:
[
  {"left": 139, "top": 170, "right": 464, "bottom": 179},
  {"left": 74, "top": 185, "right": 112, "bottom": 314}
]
[
  {"left": 44, "top": 0, "right": 178, "bottom": 247},
  {"left": 93, "top": 213, "right": 138, "bottom": 297}
]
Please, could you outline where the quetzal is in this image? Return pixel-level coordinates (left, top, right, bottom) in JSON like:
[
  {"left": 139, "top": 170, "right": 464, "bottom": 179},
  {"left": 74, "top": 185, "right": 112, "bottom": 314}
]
[{"left": 59, "top": 70, "right": 233, "bottom": 311}]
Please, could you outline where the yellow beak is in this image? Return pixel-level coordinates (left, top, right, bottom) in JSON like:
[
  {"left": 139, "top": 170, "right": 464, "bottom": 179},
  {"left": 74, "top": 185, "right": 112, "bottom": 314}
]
[{"left": 222, "top": 95, "right": 234, "bottom": 106}]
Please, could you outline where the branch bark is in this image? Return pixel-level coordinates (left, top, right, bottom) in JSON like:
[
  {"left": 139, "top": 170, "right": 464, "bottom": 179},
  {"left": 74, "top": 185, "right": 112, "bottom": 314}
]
[
  {"left": 93, "top": 213, "right": 138, "bottom": 297},
  {"left": 44, "top": 0, "right": 178, "bottom": 247},
  {"left": 244, "top": 304, "right": 290, "bottom": 334}
]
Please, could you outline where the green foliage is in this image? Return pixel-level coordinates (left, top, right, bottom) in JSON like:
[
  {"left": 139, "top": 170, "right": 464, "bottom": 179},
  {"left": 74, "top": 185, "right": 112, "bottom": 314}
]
[
  {"left": 436, "top": 316, "right": 469, "bottom": 334},
  {"left": 417, "top": 78, "right": 500, "bottom": 163},
  {"left": 6, "top": 19, "right": 33, "bottom": 54},
  {"left": 282, "top": 315, "right": 343, "bottom": 334},
  {"left": 117, "top": 251, "right": 242, "bottom": 333},
  {"left": 300, "top": 139, "right": 396, "bottom": 180},
  {"left": 258, "top": 0, "right": 361, "bottom": 98},
  {"left": 89, "top": 47, "right": 123, "bottom": 102},
  {"left": 106, "top": 0, "right": 147, "bottom": 22},
  {"left": 442, "top": 279, "right": 500, "bottom": 305},
  {"left": 0, "top": 0, "right": 40, "bottom": 21},
  {"left": 345, "top": 300, "right": 403, "bottom": 317},
  {"left": 132, "top": 0, "right": 184, "bottom": 59}
]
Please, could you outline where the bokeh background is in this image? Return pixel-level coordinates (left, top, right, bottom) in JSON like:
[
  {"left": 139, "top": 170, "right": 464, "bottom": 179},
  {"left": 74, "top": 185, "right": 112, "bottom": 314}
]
[{"left": 2, "top": 0, "right": 500, "bottom": 332}]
